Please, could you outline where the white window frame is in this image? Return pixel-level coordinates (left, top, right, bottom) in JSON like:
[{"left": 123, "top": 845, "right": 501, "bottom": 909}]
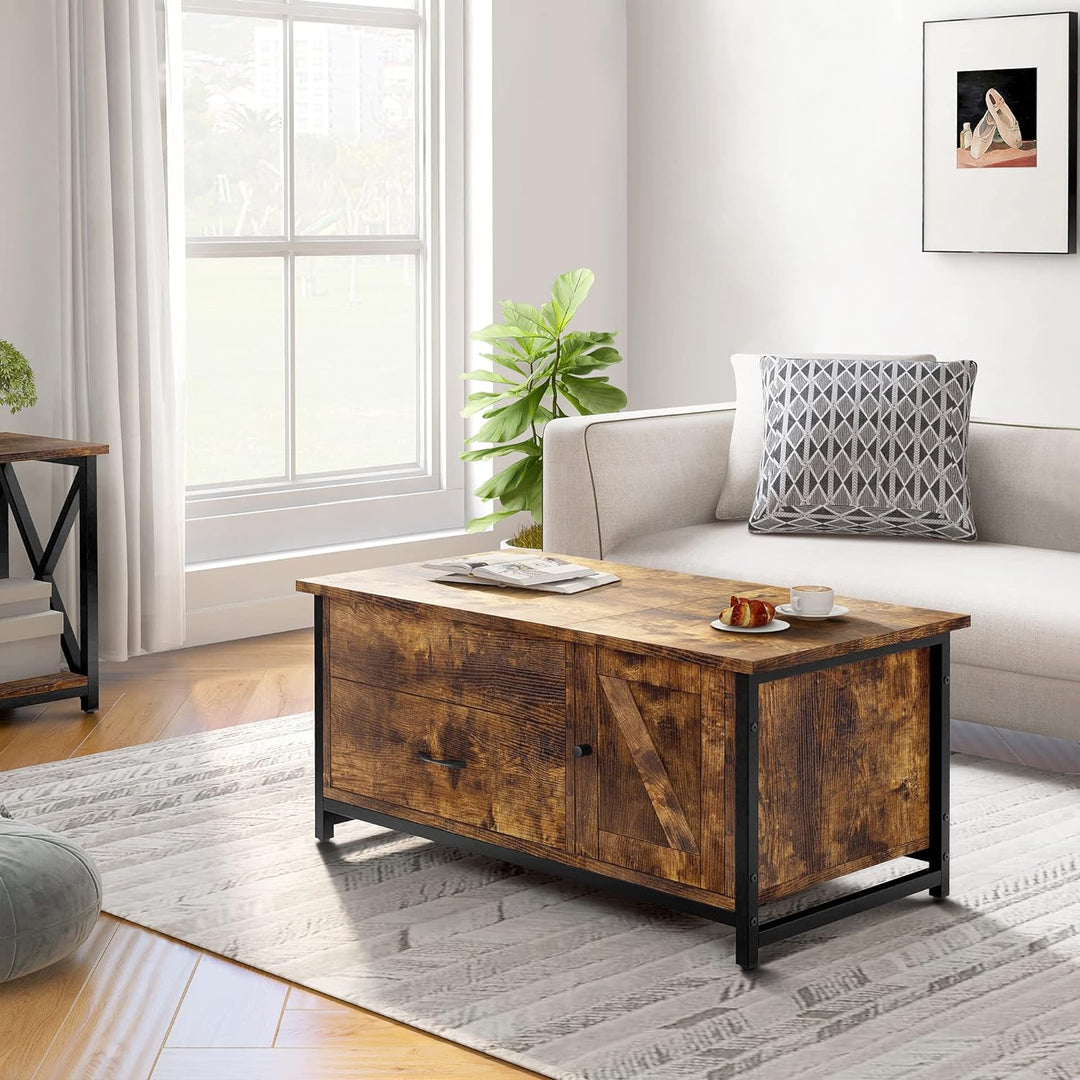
[{"left": 176, "top": 0, "right": 465, "bottom": 563}]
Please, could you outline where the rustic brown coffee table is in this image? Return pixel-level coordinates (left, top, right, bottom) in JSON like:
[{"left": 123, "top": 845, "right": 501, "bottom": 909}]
[{"left": 297, "top": 555, "right": 969, "bottom": 969}]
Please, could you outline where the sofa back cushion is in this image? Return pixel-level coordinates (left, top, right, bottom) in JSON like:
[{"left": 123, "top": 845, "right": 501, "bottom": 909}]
[
  {"left": 748, "top": 356, "right": 978, "bottom": 542},
  {"left": 716, "top": 352, "right": 937, "bottom": 520},
  {"left": 969, "top": 420, "right": 1080, "bottom": 552}
]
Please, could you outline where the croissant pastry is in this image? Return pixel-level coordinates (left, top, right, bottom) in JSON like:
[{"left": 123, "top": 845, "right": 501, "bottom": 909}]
[{"left": 719, "top": 595, "right": 776, "bottom": 628}]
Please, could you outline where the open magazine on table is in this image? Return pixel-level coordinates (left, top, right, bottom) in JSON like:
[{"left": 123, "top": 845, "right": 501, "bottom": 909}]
[{"left": 423, "top": 555, "right": 619, "bottom": 593}]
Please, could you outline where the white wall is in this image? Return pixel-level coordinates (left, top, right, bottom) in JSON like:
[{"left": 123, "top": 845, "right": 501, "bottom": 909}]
[
  {"left": 491, "top": 0, "right": 628, "bottom": 364},
  {"left": 627, "top": 0, "right": 1080, "bottom": 426}
]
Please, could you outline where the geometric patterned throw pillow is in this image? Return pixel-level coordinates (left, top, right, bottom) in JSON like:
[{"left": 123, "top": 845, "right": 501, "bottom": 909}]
[{"left": 749, "top": 356, "right": 978, "bottom": 541}]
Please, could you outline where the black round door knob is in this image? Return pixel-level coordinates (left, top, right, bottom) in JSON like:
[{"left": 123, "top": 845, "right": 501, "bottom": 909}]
[{"left": 572, "top": 743, "right": 592, "bottom": 758}]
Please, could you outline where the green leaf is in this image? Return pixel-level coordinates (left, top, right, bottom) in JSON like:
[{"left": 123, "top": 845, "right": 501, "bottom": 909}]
[
  {"left": 461, "top": 390, "right": 510, "bottom": 417},
  {"left": 549, "top": 268, "right": 594, "bottom": 332},
  {"left": 0, "top": 340, "right": 38, "bottom": 414},
  {"left": 460, "top": 439, "right": 540, "bottom": 462},
  {"left": 581, "top": 346, "right": 622, "bottom": 367},
  {"left": 500, "top": 301, "right": 553, "bottom": 341},
  {"left": 561, "top": 330, "right": 615, "bottom": 352},
  {"left": 563, "top": 344, "right": 624, "bottom": 375},
  {"left": 527, "top": 351, "right": 560, "bottom": 383},
  {"left": 492, "top": 457, "right": 543, "bottom": 514},
  {"left": 557, "top": 374, "right": 627, "bottom": 414},
  {"left": 464, "top": 509, "right": 518, "bottom": 533},
  {"left": 478, "top": 351, "right": 526, "bottom": 376},
  {"left": 474, "top": 456, "right": 540, "bottom": 501},
  {"left": 558, "top": 384, "right": 588, "bottom": 416},
  {"left": 462, "top": 368, "right": 517, "bottom": 385},
  {"left": 523, "top": 465, "right": 544, "bottom": 523},
  {"left": 468, "top": 385, "right": 545, "bottom": 444},
  {"left": 472, "top": 322, "right": 538, "bottom": 343},
  {"left": 498, "top": 489, "right": 528, "bottom": 512}
]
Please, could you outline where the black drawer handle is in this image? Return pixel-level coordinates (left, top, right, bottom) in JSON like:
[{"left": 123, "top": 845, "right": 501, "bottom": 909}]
[{"left": 419, "top": 751, "right": 466, "bottom": 770}]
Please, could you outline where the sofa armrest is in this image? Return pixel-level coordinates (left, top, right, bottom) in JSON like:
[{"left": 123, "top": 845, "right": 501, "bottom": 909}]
[{"left": 543, "top": 403, "right": 737, "bottom": 559}]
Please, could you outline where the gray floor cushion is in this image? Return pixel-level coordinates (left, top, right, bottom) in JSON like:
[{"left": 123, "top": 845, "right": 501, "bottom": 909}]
[{"left": 0, "top": 807, "right": 102, "bottom": 982}]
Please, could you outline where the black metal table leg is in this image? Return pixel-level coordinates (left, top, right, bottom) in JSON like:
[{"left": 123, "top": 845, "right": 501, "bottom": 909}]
[
  {"left": 313, "top": 595, "right": 347, "bottom": 841},
  {"left": 734, "top": 673, "right": 761, "bottom": 970},
  {"left": 0, "top": 481, "right": 8, "bottom": 579},
  {"left": 78, "top": 457, "right": 98, "bottom": 712},
  {"left": 929, "top": 636, "right": 951, "bottom": 898},
  {"left": 314, "top": 595, "right": 331, "bottom": 839}
]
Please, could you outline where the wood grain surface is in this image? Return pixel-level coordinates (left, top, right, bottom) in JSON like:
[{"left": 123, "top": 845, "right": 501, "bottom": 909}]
[
  {"left": 568, "top": 642, "right": 599, "bottom": 861},
  {"left": 598, "top": 676, "right": 700, "bottom": 855},
  {"left": 326, "top": 678, "right": 566, "bottom": 847},
  {"left": 701, "top": 668, "right": 734, "bottom": 896},
  {"left": 0, "top": 670, "right": 88, "bottom": 704},
  {"left": 32, "top": 922, "right": 199, "bottom": 1080},
  {"left": 0, "top": 432, "right": 109, "bottom": 462},
  {"left": 753, "top": 649, "right": 931, "bottom": 901},
  {"left": 329, "top": 594, "right": 566, "bottom": 726},
  {"left": 299, "top": 553, "right": 970, "bottom": 674}
]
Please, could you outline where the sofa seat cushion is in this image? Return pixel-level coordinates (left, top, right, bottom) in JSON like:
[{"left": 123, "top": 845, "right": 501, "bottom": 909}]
[{"left": 607, "top": 522, "right": 1080, "bottom": 683}]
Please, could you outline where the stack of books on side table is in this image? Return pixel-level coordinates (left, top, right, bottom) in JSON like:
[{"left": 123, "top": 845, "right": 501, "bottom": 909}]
[
  {"left": 424, "top": 555, "right": 619, "bottom": 594},
  {"left": 0, "top": 579, "right": 65, "bottom": 681}
]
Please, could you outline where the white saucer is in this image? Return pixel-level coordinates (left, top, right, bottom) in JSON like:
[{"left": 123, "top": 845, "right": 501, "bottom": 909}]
[
  {"left": 710, "top": 618, "right": 790, "bottom": 634},
  {"left": 775, "top": 603, "right": 849, "bottom": 621}
]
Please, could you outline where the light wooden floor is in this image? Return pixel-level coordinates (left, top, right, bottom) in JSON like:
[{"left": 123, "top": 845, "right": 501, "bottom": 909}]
[{"left": 0, "top": 631, "right": 538, "bottom": 1080}]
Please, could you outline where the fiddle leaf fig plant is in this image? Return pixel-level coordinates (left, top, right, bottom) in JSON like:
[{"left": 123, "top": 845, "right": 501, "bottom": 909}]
[
  {"left": 462, "top": 268, "right": 626, "bottom": 536},
  {"left": 0, "top": 340, "right": 38, "bottom": 413}
]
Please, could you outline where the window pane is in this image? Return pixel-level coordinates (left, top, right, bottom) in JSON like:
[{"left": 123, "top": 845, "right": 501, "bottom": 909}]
[
  {"left": 293, "top": 24, "right": 416, "bottom": 236},
  {"left": 183, "top": 14, "right": 284, "bottom": 237},
  {"left": 186, "top": 258, "right": 287, "bottom": 486},
  {"left": 294, "top": 255, "right": 417, "bottom": 475},
  {"left": 295, "top": 0, "right": 416, "bottom": 11}
]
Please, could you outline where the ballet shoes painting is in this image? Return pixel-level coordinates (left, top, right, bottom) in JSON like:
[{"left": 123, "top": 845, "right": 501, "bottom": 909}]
[
  {"left": 956, "top": 68, "right": 1037, "bottom": 169},
  {"left": 924, "top": 13, "right": 1077, "bottom": 255}
]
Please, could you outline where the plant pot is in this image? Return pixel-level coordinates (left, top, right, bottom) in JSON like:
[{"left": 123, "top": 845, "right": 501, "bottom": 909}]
[{"left": 499, "top": 538, "right": 542, "bottom": 552}]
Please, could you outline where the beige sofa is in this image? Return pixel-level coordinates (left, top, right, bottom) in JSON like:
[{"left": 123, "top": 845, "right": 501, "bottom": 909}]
[{"left": 544, "top": 402, "right": 1080, "bottom": 772}]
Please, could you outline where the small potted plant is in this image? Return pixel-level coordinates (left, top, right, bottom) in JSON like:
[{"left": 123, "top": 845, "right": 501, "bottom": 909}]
[
  {"left": 0, "top": 340, "right": 38, "bottom": 414},
  {"left": 463, "top": 269, "right": 625, "bottom": 548}
]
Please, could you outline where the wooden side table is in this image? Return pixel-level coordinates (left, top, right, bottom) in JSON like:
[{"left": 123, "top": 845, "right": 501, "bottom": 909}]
[{"left": 0, "top": 433, "right": 109, "bottom": 713}]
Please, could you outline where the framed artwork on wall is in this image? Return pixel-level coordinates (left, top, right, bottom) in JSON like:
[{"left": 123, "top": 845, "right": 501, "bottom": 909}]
[{"left": 923, "top": 12, "right": 1077, "bottom": 253}]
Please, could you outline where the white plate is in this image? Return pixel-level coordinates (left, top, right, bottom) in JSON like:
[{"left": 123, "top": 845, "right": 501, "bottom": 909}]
[
  {"left": 775, "top": 603, "right": 850, "bottom": 621},
  {"left": 710, "top": 617, "right": 790, "bottom": 634}
]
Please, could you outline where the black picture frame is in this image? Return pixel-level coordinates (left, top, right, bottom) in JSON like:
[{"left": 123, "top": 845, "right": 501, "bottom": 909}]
[{"left": 923, "top": 12, "right": 1077, "bottom": 255}]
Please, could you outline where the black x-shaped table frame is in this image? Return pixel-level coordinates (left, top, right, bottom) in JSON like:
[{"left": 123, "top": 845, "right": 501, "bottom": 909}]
[{"left": 0, "top": 455, "right": 98, "bottom": 712}]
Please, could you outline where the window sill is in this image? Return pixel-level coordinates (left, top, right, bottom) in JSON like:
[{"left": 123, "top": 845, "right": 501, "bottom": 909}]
[
  {"left": 185, "top": 487, "right": 466, "bottom": 563},
  {"left": 185, "top": 524, "right": 481, "bottom": 574},
  {"left": 183, "top": 522, "right": 508, "bottom": 648}
]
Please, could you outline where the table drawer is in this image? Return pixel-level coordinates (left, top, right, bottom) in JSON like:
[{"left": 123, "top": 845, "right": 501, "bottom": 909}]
[
  {"left": 327, "top": 678, "right": 566, "bottom": 849},
  {"left": 329, "top": 597, "right": 566, "bottom": 727}
]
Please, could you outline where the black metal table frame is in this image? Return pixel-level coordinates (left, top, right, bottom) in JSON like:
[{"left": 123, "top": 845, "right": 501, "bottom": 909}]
[
  {"left": 313, "top": 593, "right": 951, "bottom": 970},
  {"left": 0, "top": 456, "right": 99, "bottom": 712}
]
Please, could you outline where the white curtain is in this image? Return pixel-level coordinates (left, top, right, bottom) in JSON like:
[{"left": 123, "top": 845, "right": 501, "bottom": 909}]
[{"left": 56, "top": 0, "right": 185, "bottom": 659}]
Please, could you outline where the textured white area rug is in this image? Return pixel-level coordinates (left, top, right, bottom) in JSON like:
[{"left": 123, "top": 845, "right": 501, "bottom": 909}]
[{"left": 3, "top": 715, "right": 1079, "bottom": 1080}]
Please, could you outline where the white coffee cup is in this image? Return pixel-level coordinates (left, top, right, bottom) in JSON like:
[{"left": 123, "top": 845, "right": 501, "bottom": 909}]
[{"left": 790, "top": 585, "right": 834, "bottom": 616}]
